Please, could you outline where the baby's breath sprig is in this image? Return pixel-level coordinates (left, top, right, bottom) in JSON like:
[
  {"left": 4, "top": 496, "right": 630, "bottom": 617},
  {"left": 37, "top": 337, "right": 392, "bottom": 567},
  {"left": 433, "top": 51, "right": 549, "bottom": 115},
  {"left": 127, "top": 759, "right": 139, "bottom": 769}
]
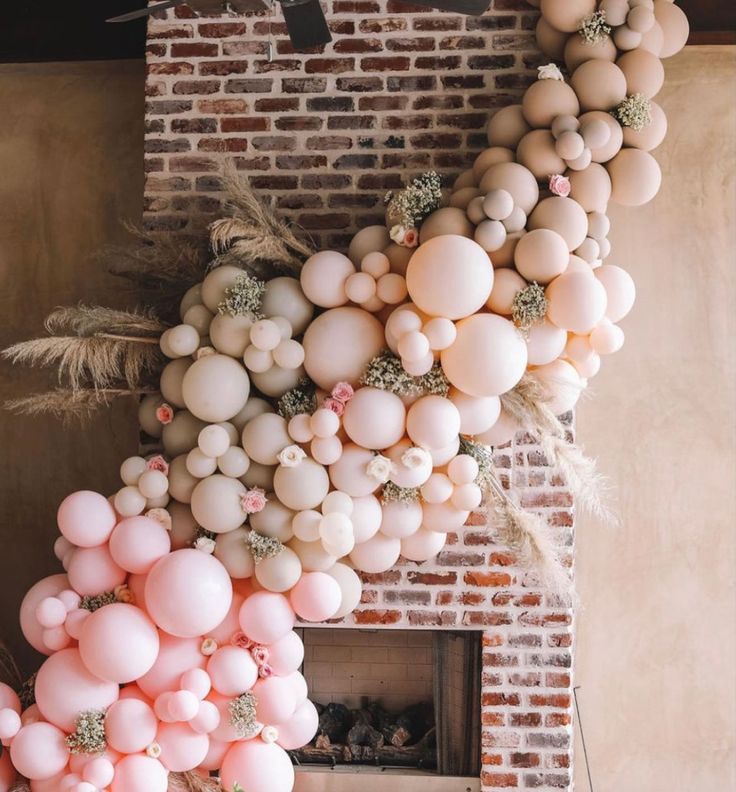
[
  {"left": 385, "top": 171, "right": 442, "bottom": 228},
  {"left": 361, "top": 350, "right": 449, "bottom": 398},
  {"left": 229, "top": 692, "right": 259, "bottom": 738},
  {"left": 459, "top": 437, "right": 494, "bottom": 488},
  {"left": 381, "top": 481, "right": 421, "bottom": 505},
  {"left": 579, "top": 10, "right": 611, "bottom": 45},
  {"left": 612, "top": 93, "right": 652, "bottom": 131},
  {"left": 246, "top": 531, "right": 284, "bottom": 564},
  {"left": 512, "top": 283, "right": 548, "bottom": 334},
  {"left": 66, "top": 710, "right": 107, "bottom": 754},
  {"left": 218, "top": 273, "right": 266, "bottom": 318},
  {"left": 19, "top": 673, "right": 36, "bottom": 709},
  {"left": 80, "top": 591, "right": 118, "bottom": 612},
  {"left": 277, "top": 377, "right": 317, "bottom": 419}
]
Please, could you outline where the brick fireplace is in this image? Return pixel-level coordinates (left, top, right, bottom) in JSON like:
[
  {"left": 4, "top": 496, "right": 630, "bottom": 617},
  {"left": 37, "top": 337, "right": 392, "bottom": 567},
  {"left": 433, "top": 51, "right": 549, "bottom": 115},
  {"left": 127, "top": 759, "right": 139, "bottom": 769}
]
[{"left": 143, "top": 2, "right": 575, "bottom": 789}]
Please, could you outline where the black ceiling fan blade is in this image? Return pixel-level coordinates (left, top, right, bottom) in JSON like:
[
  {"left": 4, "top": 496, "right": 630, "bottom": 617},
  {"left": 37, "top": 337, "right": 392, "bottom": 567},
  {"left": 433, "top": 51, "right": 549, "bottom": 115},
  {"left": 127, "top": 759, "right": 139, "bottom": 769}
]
[
  {"left": 107, "top": 0, "right": 185, "bottom": 23},
  {"left": 391, "top": 0, "right": 491, "bottom": 14},
  {"left": 281, "top": 0, "right": 332, "bottom": 49}
]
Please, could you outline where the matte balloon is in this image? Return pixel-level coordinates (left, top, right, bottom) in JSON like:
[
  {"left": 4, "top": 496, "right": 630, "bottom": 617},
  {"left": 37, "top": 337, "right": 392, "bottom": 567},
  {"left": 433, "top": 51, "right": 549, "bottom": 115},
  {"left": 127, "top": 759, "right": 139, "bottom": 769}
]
[
  {"left": 567, "top": 164, "right": 612, "bottom": 214},
  {"left": 209, "top": 314, "right": 253, "bottom": 358},
  {"left": 325, "top": 563, "right": 363, "bottom": 619},
  {"left": 145, "top": 550, "right": 233, "bottom": 638},
  {"left": 342, "top": 387, "right": 407, "bottom": 450},
  {"left": 479, "top": 162, "right": 539, "bottom": 215},
  {"left": 654, "top": 0, "right": 690, "bottom": 58},
  {"left": 214, "top": 528, "right": 255, "bottom": 579},
  {"left": 20, "top": 574, "right": 70, "bottom": 655},
  {"left": 486, "top": 268, "right": 526, "bottom": 315},
  {"left": 105, "top": 698, "right": 158, "bottom": 754},
  {"left": 350, "top": 533, "right": 401, "bottom": 574},
  {"left": 570, "top": 60, "right": 627, "bottom": 112},
  {"left": 67, "top": 544, "right": 126, "bottom": 596},
  {"left": 57, "top": 491, "right": 117, "bottom": 548},
  {"left": 156, "top": 722, "right": 209, "bottom": 772},
  {"left": 528, "top": 197, "right": 589, "bottom": 252},
  {"left": 207, "top": 646, "right": 258, "bottom": 696},
  {"left": 526, "top": 318, "right": 568, "bottom": 366},
  {"left": 350, "top": 494, "right": 383, "bottom": 543},
  {"left": 564, "top": 31, "right": 617, "bottom": 72},
  {"left": 254, "top": 547, "right": 303, "bottom": 592},
  {"left": 276, "top": 699, "right": 319, "bottom": 750},
  {"left": 540, "top": 0, "right": 596, "bottom": 32},
  {"left": 190, "top": 474, "right": 246, "bottom": 534},
  {"left": 138, "top": 634, "right": 205, "bottom": 699},
  {"left": 220, "top": 740, "right": 295, "bottom": 792},
  {"left": 290, "top": 572, "right": 342, "bottom": 622},
  {"left": 109, "top": 516, "right": 171, "bottom": 574},
  {"left": 329, "top": 444, "right": 381, "bottom": 498},
  {"left": 250, "top": 499, "right": 295, "bottom": 543},
  {"left": 110, "top": 755, "right": 168, "bottom": 792},
  {"left": 379, "top": 499, "right": 423, "bottom": 539},
  {"left": 546, "top": 271, "right": 608, "bottom": 334},
  {"left": 10, "top": 722, "right": 69, "bottom": 781},
  {"left": 239, "top": 591, "right": 295, "bottom": 645},
  {"left": 522, "top": 79, "right": 580, "bottom": 128},
  {"left": 288, "top": 538, "right": 337, "bottom": 573},
  {"left": 487, "top": 104, "right": 531, "bottom": 149},
  {"left": 401, "top": 527, "right": 447, "bottom": 562},
  {"left": 163, "top": 411, "right": 208, "bottom": 458},
  {"left": 533, "top": 359, "right": 585, "bottom": 414},
  {"left": 348, "top": 225, "right": 391, "bottom": 266},
  {"left": 590, "top": 319, "right": 625, "bottom": 354},
  {"left": 200, "top": 265, "right": 243, "bottom": 312},
  {"left": 607, "top": 148, "right": 662, "bottom": 206},
  {"left": 181, "top": 354, "right": 250, "bottom": 423},
  {"left": 421, "top": 501, "right": 470, "bottom": 533},
  {"left": 594, "top": 264, "right": 636, "bottom": 322},
  {"left": 268, "top": 631, "right": 305, "bottom": 676},
  {"left": 514, "top": 228, "right": 569, "bottom": 284},
  {"left": 406, "top": 395, "right": 461, "bottom": 450},
  {"left": 419, "top": 207, "right": 474, "bottom": 244},
  {"left": 517, "top": 129, "right": 566, "bottom": 180},
  {"left": 273, "top": 458, "right": 330, "bottom": 511},
  {"left": 160, "top": 358, "right": 190, "bottom": 409}
]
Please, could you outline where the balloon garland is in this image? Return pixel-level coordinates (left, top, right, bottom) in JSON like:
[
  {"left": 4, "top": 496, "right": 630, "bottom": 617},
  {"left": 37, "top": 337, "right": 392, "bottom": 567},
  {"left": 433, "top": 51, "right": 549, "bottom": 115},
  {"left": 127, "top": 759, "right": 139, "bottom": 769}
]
[{"left": 0, "top": 2, "right": 688, "bottom": 790}]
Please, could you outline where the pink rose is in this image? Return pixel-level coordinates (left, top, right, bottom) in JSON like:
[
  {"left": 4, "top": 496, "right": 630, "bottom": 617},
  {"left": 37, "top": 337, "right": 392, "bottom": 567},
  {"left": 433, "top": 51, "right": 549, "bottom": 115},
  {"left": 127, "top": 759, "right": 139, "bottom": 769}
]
[
  {"left": 402, "top": 228, "right": 419, "bottom": 248},
  {"left": 155, "top": 403, "right": 174, "bottom": 425},
  {"left": 258, "top": 663, "right": 273, "bottom": 679},
  {"left": 323, "top": 397, "right": 345, "bottom": 416},
  {"left": 146, "top": 455, "right": 169, "bottom": 475},
  {"left": 331, "top": 382, "right": 354, "bottom": 404},
  {"left": 251, "top": 646, "right": 270, "bottom": 666},
  {"left": 548, "top": 174, "right": 571, "bottom": 197},
  {"left": 231, "top": 631, "right": 254, "bottom": 650},
  {"left": 241, "top": 488, "right": 267, "bottom": 514}
]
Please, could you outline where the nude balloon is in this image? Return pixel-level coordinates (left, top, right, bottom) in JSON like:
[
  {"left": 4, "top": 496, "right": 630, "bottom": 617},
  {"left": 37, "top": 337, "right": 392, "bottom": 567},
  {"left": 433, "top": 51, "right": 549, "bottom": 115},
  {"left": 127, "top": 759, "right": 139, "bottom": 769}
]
[
  {"left": 421, "top": 501, "right": 470, "bottom": 533},
  {"left": 594, "top": 264, "right": 636, "bottom": 322},
  {"left": 57, "top": 490, "right": 117, "bottom": 548},
  {"left": 401, "top": 527, "right": 447, "bottom": 562},
  {"left": 533, "top": 359, "right": 585, "bottom": 414},
  {"left": 325, "top": 563, "right": 363, "bottom": 619},
  {"left": 546, "top": 271, "right": 608, "bottom": 334},
  {"left": 273, "top": 458, "right": 330, "bottom": 511},
  {"left": 342, "top": 387, "right": 407, "bottom": 450},
  {"left": 181, "top": 354, "right": 250, "bottom": 423},
  {"left": 328, "top": 444, "right": 380, "bottom": 498},
  {"left": 406, "top": 395, "right": 461, "bottom": 450},
  {"left": 526, "top": 319, "right": 568, "bottom": 366},
  {"left": 350, "top": 533, "right": 401, "bottom": 574}
]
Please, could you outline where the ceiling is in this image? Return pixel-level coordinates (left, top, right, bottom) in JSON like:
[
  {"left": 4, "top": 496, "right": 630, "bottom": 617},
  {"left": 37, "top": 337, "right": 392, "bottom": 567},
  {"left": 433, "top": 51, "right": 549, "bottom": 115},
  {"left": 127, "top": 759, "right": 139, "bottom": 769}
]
[{"left": 0, "top": 0, "right": 732, "bottom": 63}]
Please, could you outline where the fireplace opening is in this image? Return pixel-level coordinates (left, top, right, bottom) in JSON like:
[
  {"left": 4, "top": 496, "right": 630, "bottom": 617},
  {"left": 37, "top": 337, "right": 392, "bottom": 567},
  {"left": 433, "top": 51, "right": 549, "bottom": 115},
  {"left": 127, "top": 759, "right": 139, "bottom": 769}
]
[{"left": 293, "top": 628, "right": 481, "bottom": 779}]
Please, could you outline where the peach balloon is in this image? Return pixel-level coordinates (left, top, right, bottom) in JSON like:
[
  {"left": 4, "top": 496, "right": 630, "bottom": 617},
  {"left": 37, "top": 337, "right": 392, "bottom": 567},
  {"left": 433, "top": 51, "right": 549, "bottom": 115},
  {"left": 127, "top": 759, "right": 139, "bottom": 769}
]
[
  {"left": 472, "top": 146, "right": 514, "bottom": 182},
  {"left": 564, "top": 33, "right": 617, "bottom": 72},
  {"left": 418, "top": 208, "right": 474, "bottom": 244},
  {"left": 654, "top": 0, "right": 690, "bottom": 58},
  {"left": 181, "top": 354, "right": 250, "bottom": 423},
  {"left": 475, "top": 408, "right": 519, "bottom": 447},
  {"left": 567, "top": 164, "right": 611, "bottom": 214},
  {"left": 300, "top": 250, "right": 354, "bottom": 308},
  {"left": 138, "top": 634, "right": 205, "bottom": 699},
  {"left": 533, "top": 359, "right": 584, "bottom": 414},
  {"left": 570, "top": 60, "right": 627, "bottom": 112},
  {"left": 546, "top": 271, "right": 608, "bottom": 334},
  {"left": 379, "top": 499, "right": 423, "bottom": 538},
  {"left": 617, "top": 48, "right": 665, "bottom": 99},
  {"left": 526, "top": 319, "right": 568, "bottom": 366},
  {"left": 522, "top": 80, "right": 580, "bottom": 129},
  {"left": 303, "top": 307, "right": 385, "bottom": 389},
  {"left": 342, "top": 387, "right": 406, "bottom": 450},
  {"left": 10, "top": 722, "right": 69, "bottom": 781},
  {"left": 517, "top": 129, "right": 566, "bottom": 181},
  {"left": 105, "top": 699, "right": 158, "bottom": 754},
  {"left": 535, "top": 16, "right": 568, "bottom": 60},
  {"left": 328, "top": 443, "right": 380, "bottom": 497},
  {"left": 594, "top": 264, "right": 636, "bottom": 322},
  {"left": 448, "top": 388, "right": 501, "bottom": 436},
  {"left": 590, "top": 319, "right": 625, "bottom": 355},
  {"left": 540, "top": 0, "right": 596, "bottom": 32},
  {"left": 441, "top": 314, "right": 528, "bottom": 397},
  {"left": 406, "top": 235, "right": 493, "bottom": 320},
  {"left": 406, "top": 395, "right": 461, "bottom": 450},
  {"left": 607, "top": 149, "right": 662, "bottom": 206},
  {"left": 479, "top": 162, "right": 539, "bottom": 215},
  {"left": 528, "top": 197, "right": 589, "bottom": 252},
  {"left": 486, "top": 268, "right": 526, "bottom": 316},
  {"left": 401, "top": 527, "right": 447, "bottom": 562},
  {"left": 350, "top": 532, "right": 401, "bottom": 574},
  {"left": 20, "top": 574, "right": 70, "bottom": 655},
  {"left": 622, "top": 100, "right": 668, "bottom": 151},
  {"left": 486, "top": 104, "right": 531, "bottom": 150},
  {"left": 109, "top": 516, "right": 171, "bottom": 574},
  {"left": 514, "top": 228, "right": 569, "bottom": 284},
  {"left": 274, "top": 458, "right": 330, "bottom": 511},
  {"left": 421, "top": 500, "right": 470, "bottom": 533},
  {"left": 348, "top": 226, "right": 391, "bottom": 265}
]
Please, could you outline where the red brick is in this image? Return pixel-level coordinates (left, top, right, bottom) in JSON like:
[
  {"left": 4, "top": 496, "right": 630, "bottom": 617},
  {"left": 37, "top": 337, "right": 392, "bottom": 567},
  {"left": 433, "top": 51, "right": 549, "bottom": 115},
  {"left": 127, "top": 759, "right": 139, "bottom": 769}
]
[
  {"left": 382, "top": 115, "right": 431, "bottom": 130},
  {"left": 333, "top": 1, "right": 380, "bottom": 12},
  {"left": 407, "top": 571, "right": 457, "bottom": 585},
  {"left": 169, "top": 156, "right": 219, "bottom": 172},
  {"left": 353, "top": 609, "right": 402, "bottom": 625},
  {"left": 198, "top": 23, "right": 247, "bottom": 38},
  {"left": 413, "top": 17, "right": 462, "bottom": 31},
  {"left": 171, "top": 43, "right": 218, "bottom": 57},
  {"left": 149, "top": 25, "right": 193, "bottom": 40},
  {"left": 359, "top": 17, "right": 407, "bottom": 33},
  {"left": 407, "top": 610, "right": 457, "bottom": 627},
  {"left": 358, "top": 96, "right": 408, "bottom": 111},
  {"left": 546, "top": 672, "right": 571, "bottom": 688},
  {"left": 173, "top": 80, "right": 221, "bottom": 95},
  {"left": 305, "top": 58, "right": 356, "bottom": 74},
  {"left": 223, "top": 41, "right": 269, "bottom": 56},
  {"left": 480, "top": 772, "right": 518, "bottom": 788},
  {"left": 275, "top": 116, "right": 323, "bottom": 131},
  {"left": 249, "top": 175, "right": 298, "bottom": 190},
  {"left": 171, "top": 118, "right": 217, "bottom": 134},
  {"left": 511, "top": 753, "right": 540, "bottom": 768},
  {"left": 481, "top": 712, "right": 505, "bottom": 726},
  {"left": 199, "top": 60, "right": 249, "bottom": 76},
  {"left": 253, "top": 59, "right": 302, "bottom": 73},
  {"left": 232, "top": 156, "right": 271, "bottom": 171},
  {"left": 220, "top": 117, "right": 270, "bottom": 132},
  {"left": 334, "top": 39, "right": 383, "bottom": 53},
  {"left": 254, "top": 98, "right": 299, "bottom": 112},
  {"left": 148, "top": 62, "right": 194, "bottom": 75},
  {"left": 251, "top": 136, "right": 296, "bottom": 151},
  {"left": 276, "top": 155, "right": 328, "bottom": 169},
  {"left": 465, "top": 571, "right": 513, "bottom": 587},
  {"left": 528, "top": 694, "right": 571, "bottom": 708},
  {"left": 282, "top": 78, "right": 327, "bottom": 93},
  {"left": 385, "top": 37, "right": 435, "bottom": 51},
  {"left": 198, "top": 138, "right": 249, "bottom": 152},
  {"left": 197, "top": 98, "right": 248, "bottom": 114},
  {"left": 509, "top": 712, "right": 542, "bottom": 727},
  {"left": 545, "top": 713, "right": 572, "bottom": 728},
  {"left": 361, "top": 56, "right": 411, "bottom": 72}
]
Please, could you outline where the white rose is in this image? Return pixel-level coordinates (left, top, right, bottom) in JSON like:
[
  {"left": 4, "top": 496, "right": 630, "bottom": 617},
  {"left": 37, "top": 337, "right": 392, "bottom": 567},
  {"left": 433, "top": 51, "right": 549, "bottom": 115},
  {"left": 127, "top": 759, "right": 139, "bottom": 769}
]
[
  {"left": 261, "top": 725, "right": 279, "bottom": 743},
  {"left": 389, "top": 224, "right": 406, "bottom": 244},
  {"left": 277, "top": 444, "right": 307, "bottom": 468},
  {"left": 195, "top": 536, "right": 216, "bottom": 554},
  {"left": 401, "top": 446, "right": 431, "bottom": 469},
  {"left": 366, "top": 455, "right": 394, "bottom": 483},
  {"left": 537, "top": 63, "right": 564, "bottom": 81}
]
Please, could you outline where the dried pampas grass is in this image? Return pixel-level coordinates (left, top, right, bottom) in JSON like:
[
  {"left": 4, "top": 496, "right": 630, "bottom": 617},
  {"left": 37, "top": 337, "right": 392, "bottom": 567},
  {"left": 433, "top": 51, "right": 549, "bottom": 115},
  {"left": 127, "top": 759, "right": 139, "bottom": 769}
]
[
  {"left": 44, "top": 305, "right": 166, "bottom": 339},
  {"left": 4, "top": 388, "right": 152, "bottom": 425}
]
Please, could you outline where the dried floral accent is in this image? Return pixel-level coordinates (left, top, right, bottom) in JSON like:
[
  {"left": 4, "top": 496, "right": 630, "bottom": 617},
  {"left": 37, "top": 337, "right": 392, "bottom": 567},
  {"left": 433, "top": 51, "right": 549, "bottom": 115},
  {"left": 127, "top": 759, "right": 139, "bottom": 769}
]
[
  {"left": 3, "top": 388, "right": 154, "bottom": 425},
  {"left": 360, "top": 350, "right": 450, "bottom": 398},
  {"left": 193, "top": 527, "right": 217, "bottom": 554},
  {"left": 19, "top": 673, "right": 36, "bottom": 709},
  {"left": 231, "top": 632, "right": 253, "bottom": 650},
  {"left": 66, "top": 710, "right": 106, "bottom": 754},
  {"left": 578, "top": 10, "right": 611, "bottom": 45},
  {"left": 258, "top": 663, "right": 273, "bottom": 679},
  {"left": 146, "top": 507, "right": 172, "bottom": 530},
  {"left": 146, "top": 742, "right": 162, "bottom": 759},
  {"left": 146, "top": 455, "right": 169, "bottom": 474},
  {"left": 612, "top": 93, "right": 652, "bottom": 131},
  {"left": 251, "top": 646, "right": 270, "bottom": 666},
  {"left": 322, "top": 397, "right": 345, "bottom": 416},
  {"left": 80, "top": 591, "right": 117, "bottom": 612},
  {"left": 366, "top": 454, "right": 394, "bottom": 484},
  {"left": 548, "top": 174, "right": 571, "bottom": 197},
  {"left": 389, "top": 225, "right": 419, "bottom": 249},
  {"left": 381, "top": 481, "right": 420, "bottom": 505},
  {"left": 195, "top": 346, "right": 216, "bottom": 359},
  {"left": 512, "top": 283, "right": 548, "bottom": 334},
  {"left": 240, "top": 487, "right": 267, "bottom": 514},
  {"left": 156, "top": 403, "right": 174, "bottom": 425},
  {"left": 201, "top": 638, "right": 218, "bottom": 656},
  {"left": 218, "top": 273, "right": 266, "bottom": 319},
  {"left": 246, "top": 531, "right": 285, "bottom": 564},
  {"left": 401, "top": 446, "right": 431, "bottom": 469},
  {"left": 331, "top": 382, "right": 354, "bottom": 404},
  {"left": 114, "top": 584, "right": 134, "bottom": 604},
  {"left": 277, "top": 378, "right": 317, "bottom": 420},
  {"left": 537, "top": 63, "right": 565, "bottom": 81},
  {"left": 277, "top": 444, "right": 306, "bottom": 467},
  {"left": 261, "top": 725, "right": 279, "bottom": 743},
  {"left": 385, "top": 171, "right": 442, "bottom": 229},
  {"left": 458, "top": 437, "right": 494, "bottom": 489},
  {"left": 229, "top": 691, "right": 259, "bottom": 738}
]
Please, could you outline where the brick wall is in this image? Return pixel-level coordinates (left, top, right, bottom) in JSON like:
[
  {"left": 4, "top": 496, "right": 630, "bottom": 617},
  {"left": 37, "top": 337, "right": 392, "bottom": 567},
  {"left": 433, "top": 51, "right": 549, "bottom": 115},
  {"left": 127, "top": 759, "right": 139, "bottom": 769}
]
[{"left": 144, "top": 3, "right": 574, "bottom": 789}]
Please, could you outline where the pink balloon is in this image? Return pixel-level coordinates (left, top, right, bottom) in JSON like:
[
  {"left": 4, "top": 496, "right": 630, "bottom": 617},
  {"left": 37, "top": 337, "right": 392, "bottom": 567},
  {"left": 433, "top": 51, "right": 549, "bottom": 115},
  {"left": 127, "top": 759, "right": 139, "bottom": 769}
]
[
  {"left": 10, "top": 722, "right": 69, "bottom": 780},
  {"left": 20, "top": 574, "right": 70, "bottom": 655},
  {"left": 79, "top": 603, "right": 159, "bottom": 683},
  {"left": 290, "top": 573, "right": 342, "bottom": 622},
  {"left": 81, "top": 757, "right": 114, "bottom": 789},
  {"left": 253, "top": 676, "right": 297, "bottom": 726},
  {"left": 267, "top": 631, "right": 304, "bottom": 676},
  {"left": 105, "top": 698, "right": 158, "bottom": 754},
  {"left": 138, "top": 633, "right": 205, "bottom": 699},
  {"left": 67, "top": 545, "right": 127, "bottom": 597},
  {"left": 285, "top": 670, "right": 308, "bottom": 705},
  {"left": 180, "top": 668, "right": 211, "bottom": 700},
  {"left": 200, "top": 737, "right": 229, "bottom": 771},
  {"left": 109, "top": 517, "right": 171, "bottom": 574},
  {"left": 239, "top": 592, "right": 295, "bottom": 645},
  {"left": 406, "top": 395, "right": 461, "bottom": 451},
  {"left": 68, "top": 748, "right": 120, "bottom": 777},
  {"left": 57, "top": 490, "right": 117, "bottom": 548},
  {"left": 145, "top": 549, "right": 233, "bottom": 638},
  {"left": 0, "top": 683, "right": 20, "bottom": 715},
  {"left": 190, "top": 700, "right": 220, "bottom": 735},
  {"left": 276, "top": 699, "right": 319, "bottom": 750},
  {"left": 221, "top": 739, "right": 295, "bottom": 792},
  {"left": 207, "top": 646, "right": 258, "bottom": 697},
  {"left": 34, "top": 648, "right": 118, "bottom": 732},
  {"left": 64, "top": 608, "right": 91, "bottom": 640},
  {"left": 0, "top": 752, "right": 17, "bottom": 791},
  {"left": 110, "top": 755, "right": 168, "bottom": 792},
  {"left": 205, "top": 592, "right": 245, "bottom": 645},
  {"left": 0, "top": 708, "right": 20, "bottom": 741},
  {"left": 168, "top": 689, "right": 200, "bottom": 722},
  {"left": 206, "top": 691, "right": 247, "bottom": 743},
  {"left": 156, "top": 722, "right": 209, "bottom": 772},
  {"left": 36, "top": 597, "right": 67, "bottom": 629},
  {"left": 29, "top": 771, "right": 67, "bottom": 792}
]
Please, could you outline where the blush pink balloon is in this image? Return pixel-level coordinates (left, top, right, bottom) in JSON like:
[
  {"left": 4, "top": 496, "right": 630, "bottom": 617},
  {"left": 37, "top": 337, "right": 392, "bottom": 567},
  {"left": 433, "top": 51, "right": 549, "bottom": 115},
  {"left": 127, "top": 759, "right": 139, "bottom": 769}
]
[
  {"left": 156, "top": 722, "right": 210, "bottom": 772},
  {"left": 0, "top": 751, "right": 16, "bottom": 790},
  {"left": 221, "top": 739, "right": 295, "bottom": 792},
  {"left": 67, "top": 545, "right": 127, "bottom": 597},
  {"left": 421, "top": 500, "right": 470, "bottom": 533},
  {"left": 289, "top": 572, "right": 341, "bottom": 622},
  {"left": 205, "top": 592, "right": 244, "bottom": 645},
  {"left": 342, "top": 387, "right": 407, "bottom": 450},
  {"left": 104, "top": 698, "right": 158, "bottom": 754},
  {"left": 239, "top": 592, "right": 295, "bottom": 645},
  {"left": 0, "top": 708, "right": 21, "bottom": 741},
  {"left": 109, "top": 517, "right": 171, "bottom": 575},
  {"left": 79, "top": 604, "right": 159, "bottom": 683},
  {"left": 205, "top": 691, "right": 247, "bottom": 743},
  {"left": 0, "top": 682, "right": 21, "bottom": 715},
  {"left": 285, "top": 670, "right": 308, "bottom": 705},
  {"left": 81, "top": 757, "right": 114, "bottom": 789},
  {"left": 200, "top": 737, "right": 229, "bottom": 771},
  {"left": 35, "top": 597, "right": 67, "bottom": 629},
  {"left": 190, "top": 700, "right": 220, "bottom": 735},
  {"left": 168, "top": 690, "right": 200, "bottom": 722},
  {"left": 57, "top": 490, "right": 117, "bottom": 548},
  {"left": 10, "top": 722, "right": 69, "bottom": 780},
  {"left": 276, "top": 699, "right": 319, "bottom": 750},
  {"left": 34, "top": 648, "right": 119, "bottom": 732},
  {"left": 145, "top": 549, "right": 233, "bottom": 638},
  {"left": 406, "top": 395, "right": 461, "bottom": 451},
  {"left": 64, "top": 608, "right": 91, "bottom": 640},
  {"left": 110, "top": 755, "right": 168, "bottom": 792},
  {"left": 138, "top": 633, "right": 205, "bottom": 699},
  {"left": 180, "top": 668, "right": 211, "bottom": 700},
  {"left": 267, "top": 632, "right": 304, "bottom": 676},
  {"left": 20, "top": 574, "right": 70, "bottom": 655},
  {"left": 207, "top": 646, "right": 258, "bottom": 697},
  {"left": 29, "top": 771, "right": 67, "bottom": 792}
]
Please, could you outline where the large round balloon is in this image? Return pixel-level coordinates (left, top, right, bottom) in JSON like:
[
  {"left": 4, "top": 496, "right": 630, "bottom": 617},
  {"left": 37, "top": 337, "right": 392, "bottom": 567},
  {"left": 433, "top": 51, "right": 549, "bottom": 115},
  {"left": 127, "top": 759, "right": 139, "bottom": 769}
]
[
  {"left": 181, "top": 354, "right": 250, "bottom": 423},
  {"left": 19, "top": 574, "right": 69, "bottom": 655},
  {"left": 220, "top": 740, "right": 295, "bottom": 792},
  {"left": 406, "top": 235, "right": 493, "bottom": 320},
  {"left": 57, "top": 490, "right": 116, "bottom": 548},
  {"left": 546, "top": 271, "right": 608, "bottom": 334},
  {"left": 342, "top": 387, "right": 407, "bottom": 450},
  {"left": 145, "top": 549, "right": 233, "bottom": 638},
  {"left": 441, "top": 314, "right": 527, "bottom": 397}
]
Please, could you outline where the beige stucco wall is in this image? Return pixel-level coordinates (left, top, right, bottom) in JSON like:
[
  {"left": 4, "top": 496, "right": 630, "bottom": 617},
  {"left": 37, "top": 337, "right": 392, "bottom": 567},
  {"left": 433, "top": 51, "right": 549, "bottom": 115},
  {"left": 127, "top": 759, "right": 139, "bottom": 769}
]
[{"left": 575, "top": 46, "right": 736, "bottom": 791}]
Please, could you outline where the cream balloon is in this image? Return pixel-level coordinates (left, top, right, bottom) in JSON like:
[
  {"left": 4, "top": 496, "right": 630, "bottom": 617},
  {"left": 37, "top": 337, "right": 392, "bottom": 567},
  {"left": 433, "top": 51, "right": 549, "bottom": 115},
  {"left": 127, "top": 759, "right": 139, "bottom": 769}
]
[
  {"left": 261, "top": 277, "right": 314, "bottom": 336},
  {"left": 299, "top": 251, "right": 354, "bottom": 308},
  {"left": 160, "top": 358, "right": 191, "bottom": 409},
  {"left": 594, "top": 265, "right": 636, "bottom": 322},
  {"left": 190, "top": 475, "right": 246, "bottom": 534},
  {"left": 607, "top": 149, "right": 662, "bottom": 207},
  {"left": 254, "top": 548, "right": 302, "bottom": 593},
  {"left": 448, "top": 388, "right": 501, "bottom": 436},
  {"left": 249, "top": 499, "right": 295, "bottom": 543},
  {"left": 273, "top": 459, "right": 330, "bottom": 511},
  {"left": 533, "top": 359, "right": 585, "bottom": 414},
  {"left": 349, "top": 533, "right": 401, "bottom": 574},
  {"left": 181, "top": 355, "right": 250, "bottom": 423},
  {"left": 406, "top": 396, "right": 461, "bottom": 451},
  {"left": 200, "top": 266, "right": 244, "bottom": 313},
  {"left": 486, "top": 268, "right": 527, "bottom": 316},
  {"left": 528, "top": 197, "right": 589, "bottom": 252},
  {"left": 479, "top": 162, "right": 539, "bottom": 215},
  {"left": 546, "top": 271, "right": 608, "bottom": 334},
  {"left": 475, "top": 409, "right": 519, "bottom": 447},
  {"left": 342, "top": 388, "right": 407, "bottom": 451},
  {"left": 214, "top": 528, "right": 255, "bottom": 579},
  {"left": 325, "top": 564, "right": 362, "bottom": 619},
  {"left": 514, "top": 228, "right": 569, "bottom": 285},
  {"left": 400, "top": 528, "right": 447, "bottom": 562},
  {"left": 421, "top": 501, "right": 470, "bottom": 533},
  {"left": 526, "top": 319, "right": 568, "bottom": 366},
  {"left": 242, "top": 413, "right": 291, "bottom": 466},
  {"left": 328, "top": 444, "right": 381, "bottom": 498}
]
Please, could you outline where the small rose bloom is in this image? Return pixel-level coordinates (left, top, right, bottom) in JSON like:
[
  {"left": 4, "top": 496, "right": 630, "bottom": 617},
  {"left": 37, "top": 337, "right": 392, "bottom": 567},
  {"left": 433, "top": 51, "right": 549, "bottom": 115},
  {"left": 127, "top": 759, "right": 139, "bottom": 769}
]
[
  {"left": 323, "top": 397, "right": 345, "bottom": 416},
  {"left": 195, "top": 536, "right": 216, "bottom": 554},
  {"left": 251, "top": 646, "right": 270, "bottom": 666},
  {"left": 401, "top": 446, "right": 431, "bottom": 469},
  {"left": 146, "top": 742, "right": 162, "bottom": 759},
  {"left": 231, "top": 631, "right": 254, "bottom": 650},
  {"left": 155, "top": 403, "right": 174, "bottom": 425},
  {"left": 366, "top": 454, "right": 394, "bottom": 483},
  {"left": 548, "top": 174, "right": 571, "bottom": 197},
  {"left": 241, "top": 487, "right": 267, "bottom": 514},
  {"left": 201, "top": 638, "right": 218, "bottom": 656},
  {"left": 277, "top": 444, "right": 307, "bottom": 468},
  {"left": 261, "top": 725, "right": 279, "bottom": 743},
  {"left": 389, "top": 224, "right": 406, "bottom": 244},
  {"left": 331, "top": 382, "right": 354, "bottom": 404},
  {"left": 258, "top": 663, "right": 273, "bottom": 679},
  {"left": 402, "top": 228, "right": 419, "bottom": 248},
  {"left": 114, "top": 584, "right": 134, "bottom": 604},
  {"left": 538, "top": 63, "right": 564, "bottom": 81},
  {"left": 146, "top": 455, "right": 169, "bottom": 475},
  {"left": 145, "top": 507, "right": 172, "bottom": 531}
]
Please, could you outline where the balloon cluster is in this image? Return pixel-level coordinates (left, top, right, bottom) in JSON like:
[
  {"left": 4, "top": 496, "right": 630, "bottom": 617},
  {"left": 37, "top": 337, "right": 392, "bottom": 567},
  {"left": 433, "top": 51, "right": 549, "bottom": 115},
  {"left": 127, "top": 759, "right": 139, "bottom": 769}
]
[{"left": 3, "top": 2, "right": 687, "bottom": 789}]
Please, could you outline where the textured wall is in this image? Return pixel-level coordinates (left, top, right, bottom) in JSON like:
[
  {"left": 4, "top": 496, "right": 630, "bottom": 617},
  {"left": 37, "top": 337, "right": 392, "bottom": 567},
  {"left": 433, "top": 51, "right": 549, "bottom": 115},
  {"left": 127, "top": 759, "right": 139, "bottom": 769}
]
[{"left": 575, "top": 46, "right": 736, "bottom": 792}]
